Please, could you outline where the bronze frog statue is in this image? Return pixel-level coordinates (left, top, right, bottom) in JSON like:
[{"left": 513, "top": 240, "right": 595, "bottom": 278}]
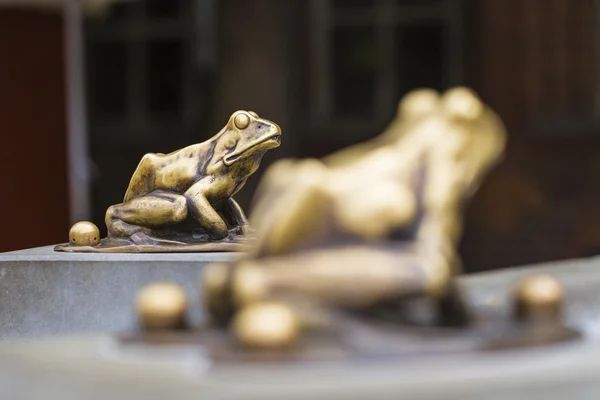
[
  {"left": 202, "top": 88, "right": 508, "bottom": 345},
  {"left": 56, "top": 110, "right": 282, "bottom": 253}
]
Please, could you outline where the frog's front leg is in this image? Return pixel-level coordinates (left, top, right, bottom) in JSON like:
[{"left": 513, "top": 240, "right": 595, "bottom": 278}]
[
  {"left": 185, "top": 180, "right": 229, "bottom": 240},
  {"left": 224, "top": 198, "right": 252, "bottom": 236}
]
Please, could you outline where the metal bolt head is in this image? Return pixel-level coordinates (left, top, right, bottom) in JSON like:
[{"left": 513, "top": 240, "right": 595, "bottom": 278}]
[
  {"left": 69, "top": 221, "right": 100, "bottom": 246},
  {"left": 233, "top": 302, "right": 300, "bottom": 349},
  {"left": 135, "top": 283, "right": 187, "bottom": 331},
  {"left": 514, "top": 274, "right": 564, "bottom": 322}
]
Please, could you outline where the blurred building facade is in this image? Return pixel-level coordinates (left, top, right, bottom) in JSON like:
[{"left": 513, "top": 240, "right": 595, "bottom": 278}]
[
  {"left": 2, "top": 0, "right": 600, "bottom": 273},
  {"left": 0, "top": 8, "right": 69, "bottom": 251}
]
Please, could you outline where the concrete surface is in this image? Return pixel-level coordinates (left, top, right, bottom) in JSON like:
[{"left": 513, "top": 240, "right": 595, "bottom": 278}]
[
  {"left": 2, "top": 248, "right": 600, "bottom": 398},
  {"left": 0, "top": 245, "right": 237, "bottom": 338}
]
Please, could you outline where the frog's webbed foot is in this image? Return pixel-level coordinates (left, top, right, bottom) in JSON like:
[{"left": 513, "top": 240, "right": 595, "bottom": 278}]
[
  {"left": 130, "top": 232, "right": 187, "bottom": 246},
  {"left": 240, "top": 224, "right": 255, "bottom": 236},
  {"left": 230, "top": 224, "right": 254, "bottom": 237}
]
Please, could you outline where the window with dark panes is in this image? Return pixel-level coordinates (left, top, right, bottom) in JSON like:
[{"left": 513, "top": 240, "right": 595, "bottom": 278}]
[
  {"left": 332, "top": 26, "right": 379, "bottom": 119},
  {"left": 85, "top": 0, "right": 215, "bottom": 232},
  {"left": 524, "top": 1, "right": 600, "bottom": 138},
  {"left": 309, "top": 0, "right": 464, "bottom": 134}
]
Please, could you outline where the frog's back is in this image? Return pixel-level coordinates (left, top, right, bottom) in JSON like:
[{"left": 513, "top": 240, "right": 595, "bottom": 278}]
[
  {"left": 123, "top": 153, "right": 164, "bottom": 202},
  {"left": 123, "top": 141, "right": 214, "bottom": 202}
]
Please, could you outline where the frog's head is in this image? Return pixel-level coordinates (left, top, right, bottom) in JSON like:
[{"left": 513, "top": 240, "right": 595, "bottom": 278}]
[{"left": 218, "top": 111, "right": 282, "bottom": 167}]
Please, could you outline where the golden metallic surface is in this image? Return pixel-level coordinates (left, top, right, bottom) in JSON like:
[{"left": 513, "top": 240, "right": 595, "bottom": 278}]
[
  {"left": 323, "top": 88, "right": 440, "bottom": 168},
  {"left": 135, "top": 283, "right": 188, "bottom": 331},
  {"left": 514, "top": 274, "right": 564, "bottom": 321},
  {"left": 202, "top": 262, "right": 236, "bottom": 325},
  {"left": 397, "top": 88, "right": 441, "bottom": 120},
  {"left": 441, "top": 87, "right": 484, "bottom": 120},
  {"left": 232, "top": 262, "right": 271, "bottom": 307},
  {"left": 68, "top": 221, "right": 100, "bottom": 246},
  {"left": 204, "top": 87, "right": 507, "bottom": 330},
  {"left": 231, "top": 247, "right": 425, "bottom": 309},
  {"left": 233, "top": 301, "right": 301, "bottom": 349},
  {"left": 56, "top": 110, "right": 281, "bottom": 253},
  {"left": 250, "top": 87, "right": 505, "bottom": 267},
  {"left": 234, "top": 113, "right": 250, "bottom": 129}
]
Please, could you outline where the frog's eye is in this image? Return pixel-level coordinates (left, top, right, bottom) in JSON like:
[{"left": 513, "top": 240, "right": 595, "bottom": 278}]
[
  {"left": 234, "top": 113, "right": 250, "bottom": 129},
  {"left": 248, "top": 111, "right": 258, "bottom": 118}
]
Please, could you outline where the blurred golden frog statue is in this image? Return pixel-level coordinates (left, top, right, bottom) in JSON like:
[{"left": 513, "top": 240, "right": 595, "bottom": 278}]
[
  {"left": 202, "top": 87, "right": 508, "bottom": 349},
  {"left": 55, "top": 110, "right": 282, "bottom": 253}
]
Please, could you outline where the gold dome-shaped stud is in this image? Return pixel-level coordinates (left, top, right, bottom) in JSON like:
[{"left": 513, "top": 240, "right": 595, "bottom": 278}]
[
  {"left": 135, "top": 283, "right": 188, "bottom": 331},
  {"left": 69, "top": 221, "right": 100, "bottom": 246},
  {"left": 233, "top": 301, "right": 300, "bottom": 349},
  {"left": 514, "top": 274, "right": 564, "bottom": 322}
]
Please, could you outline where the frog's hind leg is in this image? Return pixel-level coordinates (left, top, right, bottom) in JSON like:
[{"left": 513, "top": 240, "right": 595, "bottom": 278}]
[
  {"left": 250, "top": 161, "right": 333, "bottom": 257},
  {"left": 106, "top": 192, "right": 188, "bottom": 242}
]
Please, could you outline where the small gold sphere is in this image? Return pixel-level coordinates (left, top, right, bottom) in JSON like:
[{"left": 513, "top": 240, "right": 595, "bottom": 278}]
[
  {"left": 514, "top": 274, "right": 564, "bottom": 322},
  {"left": 135, "top": 283, "right": 187, "bottom": 331},
  {"left": 233, "top": 302, "right": 300, "bottom": 349},
  {"left": 69, "top": 221, "right": 100, "bottom": 246}
]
